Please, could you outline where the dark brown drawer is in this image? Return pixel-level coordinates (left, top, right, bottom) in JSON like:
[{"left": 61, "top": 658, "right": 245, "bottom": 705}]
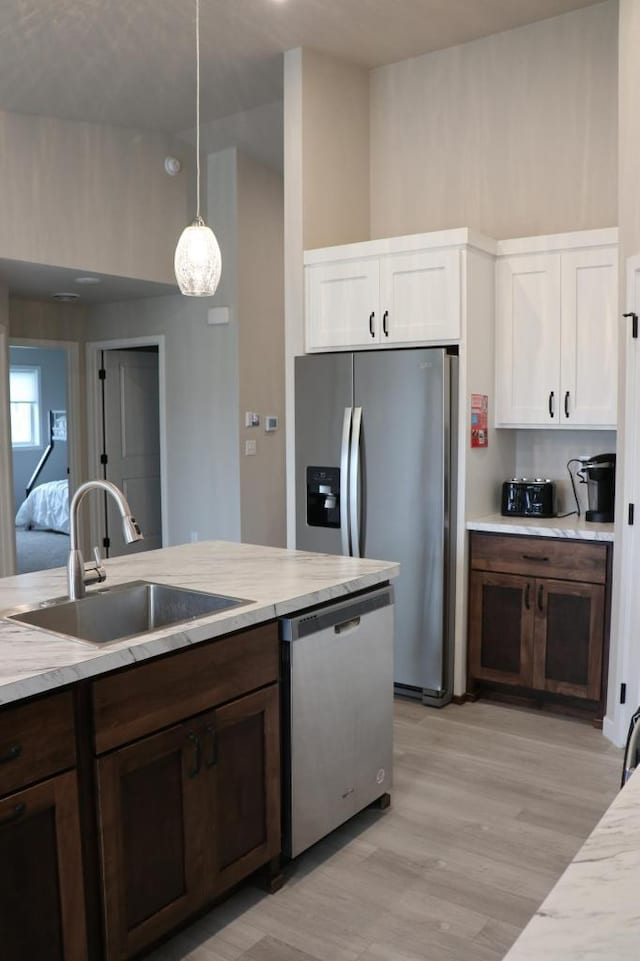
[
  {"left": 470, "top": 532, "right": 608, "bottom": 584},
  {"left": 92, "top": 622, "right": 279, "bottom": 754},
  {"left": 0, "top": 691, "right": 76, "bottom": 796}
]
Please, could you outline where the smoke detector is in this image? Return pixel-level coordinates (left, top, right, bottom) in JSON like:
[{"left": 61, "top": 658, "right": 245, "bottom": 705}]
[{"left": 52, "top": 292, "right": 80, "bottom": 302}]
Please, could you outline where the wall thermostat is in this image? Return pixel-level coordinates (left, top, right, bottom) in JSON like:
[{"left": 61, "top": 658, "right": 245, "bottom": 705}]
[{"left": 265, "top": 415, "right": 278, "bottom": 432}]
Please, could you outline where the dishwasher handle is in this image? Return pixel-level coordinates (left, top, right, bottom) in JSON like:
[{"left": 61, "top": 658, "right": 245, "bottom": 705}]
[
  {"left": 279, "top": 584, "right": 394, "bottom": 642},
  {"left": 334, "top": 616, "right": 361, "bottom": 634}
]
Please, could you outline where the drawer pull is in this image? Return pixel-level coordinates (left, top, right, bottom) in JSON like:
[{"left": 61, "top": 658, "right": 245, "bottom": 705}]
[
  {"left": 204, "top": 725, "right": 218, "bottom": 769},
  {"left": 522, "top": 554, "right": 549, "bottom": 563},
  {"left": 0, "top": 802, "right": 26, "bottom": 828},
  {"left": 0, "top": 744, "right": 22, "bottom": 764},
  {"left": 187, "top": 733, "right": 201, "bottom": 778}
]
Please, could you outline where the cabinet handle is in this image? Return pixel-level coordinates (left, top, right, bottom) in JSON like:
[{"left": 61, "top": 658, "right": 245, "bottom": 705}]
[
  {"left": 564, "top": 391, "right": 570, "bottom": 418},
  {"left": 537, "top": 585, "right": 544, "bottom": 613},
  {"left": 0, "top": 744, "right": 22, "bottom": 764},
  {"left": 524, "top": 583, "right": 531, "bottom": 610},
  {"left": 369, "top": 312, "right": 375, "bottom": 338},
  {"left": 0, "top": 802, "right": 26, "bottom": 828},
  {"left": 522, "top": 554, "right": 549, "bottom": 563},
  {"left": 187, "top": 733, "right": 201, "bottom": 778},
  {"left": 548, "top": 391, "right": 555, "bottom": 419},
  {"left": 204, "top": 725, "right": 218, "bottom": 769},
  {"left": 383, "top": 310, "right": 389, "bottom": 337}
]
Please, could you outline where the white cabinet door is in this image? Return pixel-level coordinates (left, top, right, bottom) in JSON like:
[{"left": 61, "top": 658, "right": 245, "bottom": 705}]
[
  {"left": 305, "top": 259, "right": 379, "bottom": 350},
  {"left": 496, "top": 254, "right": 561, "bottom": 426},
  {"left": 379, "top": 249, "right": 461, "bottom": 344},
  {"left": 560, "top": 247, "right": 618, "bottom": 427}
]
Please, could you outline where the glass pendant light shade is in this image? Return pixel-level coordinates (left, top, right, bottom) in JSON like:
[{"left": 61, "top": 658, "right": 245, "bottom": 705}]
[
  {"left": 174, "top": 0, "right": 222, "bottom": 298},
  {"left": 174, "top": 216, "right": 222, "bottom": 296}
]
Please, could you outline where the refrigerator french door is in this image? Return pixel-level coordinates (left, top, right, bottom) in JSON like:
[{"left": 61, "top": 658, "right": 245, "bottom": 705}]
[{"left": 295, "top": 348, "right": 456, "bottom": 704}]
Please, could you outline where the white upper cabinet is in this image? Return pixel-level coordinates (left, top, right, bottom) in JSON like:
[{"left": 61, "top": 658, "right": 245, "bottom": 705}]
[
  {"left": 496, "top": 254, "right": 562, "bottom": 425},
  {"left": 304, "top": 231, "right": 473, "bottom": 352},
  {"left": 306, "top": 259, "right": 380, "bottom": 350},
  {"left": 495, "top": 230, "right": 618, "bottom": 429},
  {"left": 560, "top": 247, "right": 618, "bottom": 427},
  {"left": 379, "top": 249, "right": 460, "bottom": 344}
]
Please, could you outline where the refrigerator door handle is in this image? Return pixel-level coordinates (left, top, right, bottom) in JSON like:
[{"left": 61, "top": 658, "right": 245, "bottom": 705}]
[
  {"left": 349, "top": 406, "right": 363, "bottom": 558},
  {"left": 340, "top": 407, "right": 353, "bottom": 556}
]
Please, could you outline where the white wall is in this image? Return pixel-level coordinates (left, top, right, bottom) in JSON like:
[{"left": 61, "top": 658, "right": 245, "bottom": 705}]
[
  {"left": 236, "top": 152, "right": 285, "bottom": 547},
  {"left": 0, "top": 110, "right": 192, "bottom": 284},
  {"left": 370, "top": 1, "right": 618, "bottom": 240}
]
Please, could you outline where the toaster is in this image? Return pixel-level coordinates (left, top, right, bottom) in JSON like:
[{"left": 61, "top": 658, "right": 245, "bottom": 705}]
[{"left": 501, "top": 478, "right": 556, "bottom": 518}]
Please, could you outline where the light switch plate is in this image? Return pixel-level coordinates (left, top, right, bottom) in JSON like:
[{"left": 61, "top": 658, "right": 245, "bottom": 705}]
[
  {"left": 207, "top": 306, "right": 230, "bottom": 326},
  {"left": 245, "top": 439, "right": 257, "bottom": 456}
]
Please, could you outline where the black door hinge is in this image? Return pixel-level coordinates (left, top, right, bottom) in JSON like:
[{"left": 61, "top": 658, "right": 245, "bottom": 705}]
[
  {"left": 621, "top": 683, "right": 627, "bottom": 705},
  {"left": 98, "top": 368, "right": 106, "bottom": 380},
  {"left": 102, "top": 537, "right": 110, "bottom": 549},
  {"left": 629, "top": 503, "right": 635, "bottom": 526},
  {"left": 100, "top": 453, "right": 108, "bottom": 466},
  {"left": 623, "top": 312, "right": 638, "bottom": 339}
]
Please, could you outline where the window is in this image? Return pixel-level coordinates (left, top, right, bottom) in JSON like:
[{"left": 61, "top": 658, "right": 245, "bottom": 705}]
[{"left": 10, "top": 366, "right": 41, "bottom": 448}]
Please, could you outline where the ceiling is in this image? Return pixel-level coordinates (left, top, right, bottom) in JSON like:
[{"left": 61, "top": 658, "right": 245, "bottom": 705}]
[
  {"left": 0, "top": 0, "right": 605, "bottom": 133},
  {"left": 0, "top": 260, "right": 176, "bottom": 305}
]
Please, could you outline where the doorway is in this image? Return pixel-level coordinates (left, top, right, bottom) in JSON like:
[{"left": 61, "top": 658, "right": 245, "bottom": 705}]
[
  {"left": 9, "top": 339, "right": 80, "bottom": 574},
  {"left": 87, "top": 337, "right": 166, "bottom": 558}
]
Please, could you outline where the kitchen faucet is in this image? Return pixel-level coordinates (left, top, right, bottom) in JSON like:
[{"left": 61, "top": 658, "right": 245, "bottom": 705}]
[{"left": 67, "top": 480, "right": 143, "bottom": 600}]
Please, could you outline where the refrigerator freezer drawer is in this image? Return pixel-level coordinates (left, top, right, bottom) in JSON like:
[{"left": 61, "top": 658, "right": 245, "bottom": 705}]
[{"left": 281, "top": 587, "right": 394, "bottom": 859}]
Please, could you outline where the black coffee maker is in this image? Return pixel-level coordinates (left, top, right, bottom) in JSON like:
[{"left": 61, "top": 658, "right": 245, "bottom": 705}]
[{"left": 579, "top": 453, "right": 616, "bottom": 522}]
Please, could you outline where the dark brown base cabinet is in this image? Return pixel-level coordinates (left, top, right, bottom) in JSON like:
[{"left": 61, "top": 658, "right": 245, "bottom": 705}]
[
  {"left": 468, "top": 533, "right": 610, "bottom": 714},
  {"left": 94, "top": 624, "right": 281, "bottom": 961},
  {"left": 0, "top": 693, "right": 87, "bottom": 961}
]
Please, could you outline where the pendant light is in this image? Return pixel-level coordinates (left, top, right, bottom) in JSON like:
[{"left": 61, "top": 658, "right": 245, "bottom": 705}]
[{"left": 174, "top": 0, "right": 222, "bottom": 296}]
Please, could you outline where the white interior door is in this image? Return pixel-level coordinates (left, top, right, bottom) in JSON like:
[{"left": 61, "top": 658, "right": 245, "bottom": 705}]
[{"left": 102, "top": 349, "right": 161, "bottom": 556}]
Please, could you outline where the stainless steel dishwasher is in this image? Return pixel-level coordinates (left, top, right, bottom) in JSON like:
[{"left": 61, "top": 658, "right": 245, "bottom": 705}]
[{"left": 280, "top": 584, "right": 394, "bottom": 858}]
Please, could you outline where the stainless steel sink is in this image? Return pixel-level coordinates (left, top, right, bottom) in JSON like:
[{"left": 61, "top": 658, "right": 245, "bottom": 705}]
[{"left": 5, "top": 580, "right": 251, "bottom": 644}]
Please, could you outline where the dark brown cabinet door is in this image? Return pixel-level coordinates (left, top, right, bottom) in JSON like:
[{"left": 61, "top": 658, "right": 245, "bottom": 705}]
[
  {"left": 97, "top": 718, "right": 212, "bottom": 961},
  {"left": 533, "top": 578, "right": 605, "bottom": 700},
  {"left": 212, "top": 684, "right": 281, "bottom": 896},
  {"left": 0, "top": 771, "right": 87, "bottom": 961},
  {"left": 468, "top": 571, "right": 534, "bottom": 686}
]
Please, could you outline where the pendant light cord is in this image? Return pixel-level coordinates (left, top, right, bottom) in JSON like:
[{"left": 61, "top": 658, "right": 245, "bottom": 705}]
[{"left": 196, "top": 0, "right": 201, "bottom": 220}]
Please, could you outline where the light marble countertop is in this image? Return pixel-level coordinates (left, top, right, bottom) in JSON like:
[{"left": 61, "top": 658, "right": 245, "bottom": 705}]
[
  {"left": 0, "top": 540, "right": 399, "bottom": 707},
  {"left": 503, "top": 769, "right": 639, "bottom": 961},
  {"left": 467, "top": 513, "right": 614, "bottom": 542}
]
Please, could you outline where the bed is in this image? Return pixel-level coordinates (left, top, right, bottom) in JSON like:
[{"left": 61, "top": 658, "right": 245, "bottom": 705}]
[
  {"left": 16, "top": 479, "right": 70, "bottom": 534},
  {"left": 15, "top": 480, "right": 70, "bottom": 573}
]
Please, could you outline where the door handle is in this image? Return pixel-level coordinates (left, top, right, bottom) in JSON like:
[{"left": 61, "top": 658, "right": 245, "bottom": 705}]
[
  {"left": 204, "top": 725, "right": 218, "bottom": 768},
  {"left": 369, "top": 312, "right": 375, "bottom": 338},
  {"left": 548, "top": 391, "right": 555, "bottom": 419},
  {"left": 564, "top": 391, "right": 570, "bottom": 418},
  {"left": 340, "top": 408, "right": 353, "bottom": 557},
  {"left": 537, "top": 585, "right": 544, "bottom": 613},
  {"left": 382, "top": 310, "right": 389, "bottom": 337},
  {"left": 187, "top": 733, "right": 201, "bottom": 778},
  {"left": 349, "top": 407, "right": 362, "bottom": 558}
]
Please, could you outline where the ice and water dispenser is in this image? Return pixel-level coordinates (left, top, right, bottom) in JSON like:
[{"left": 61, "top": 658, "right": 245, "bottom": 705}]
[{"left": 306, "top": 467, "right": 340, "bottom": 528}]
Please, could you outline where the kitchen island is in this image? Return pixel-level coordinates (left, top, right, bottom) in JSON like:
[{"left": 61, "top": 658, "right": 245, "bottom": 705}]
[
  {"left": 0, "top": 539, "right": 398, "bottom": 705},
  {"left": 0, "top": 540, "right": 398, "bottom": 961}
]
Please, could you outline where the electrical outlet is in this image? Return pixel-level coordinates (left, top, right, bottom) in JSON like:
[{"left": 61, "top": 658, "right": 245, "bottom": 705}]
[{"left": 245, "top": 439, "right": 257, "bottom": 456}]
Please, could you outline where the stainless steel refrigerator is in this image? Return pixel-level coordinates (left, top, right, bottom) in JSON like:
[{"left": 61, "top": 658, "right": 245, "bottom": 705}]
[{"left": 295, "top": 348, "right": 457, "bottom": 705}]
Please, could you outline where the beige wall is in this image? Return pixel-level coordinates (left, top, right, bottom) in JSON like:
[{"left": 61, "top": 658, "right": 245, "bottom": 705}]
[
  {"left": 370, "top": 1, "right": 618, "bottom": 240},
  {"left": 237, "top": 153, "right": 285, "bottom": 547},
  {"left": 619, "top": 0, "right": 640, "bottom": 259},
  {"left": 0, "top": 110, "right": 192, "bottom": 284},
  {"left": 301, "top": 48, "right": 370, "bottom": 250},
  {"left": 0, "top": 284, "right": 16, "bottom": 575}
]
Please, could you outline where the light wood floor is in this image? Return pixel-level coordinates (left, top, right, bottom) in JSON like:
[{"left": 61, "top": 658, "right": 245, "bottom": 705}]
[{"left": 149, "top": 700, "right": 621, "bottom": 961}]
